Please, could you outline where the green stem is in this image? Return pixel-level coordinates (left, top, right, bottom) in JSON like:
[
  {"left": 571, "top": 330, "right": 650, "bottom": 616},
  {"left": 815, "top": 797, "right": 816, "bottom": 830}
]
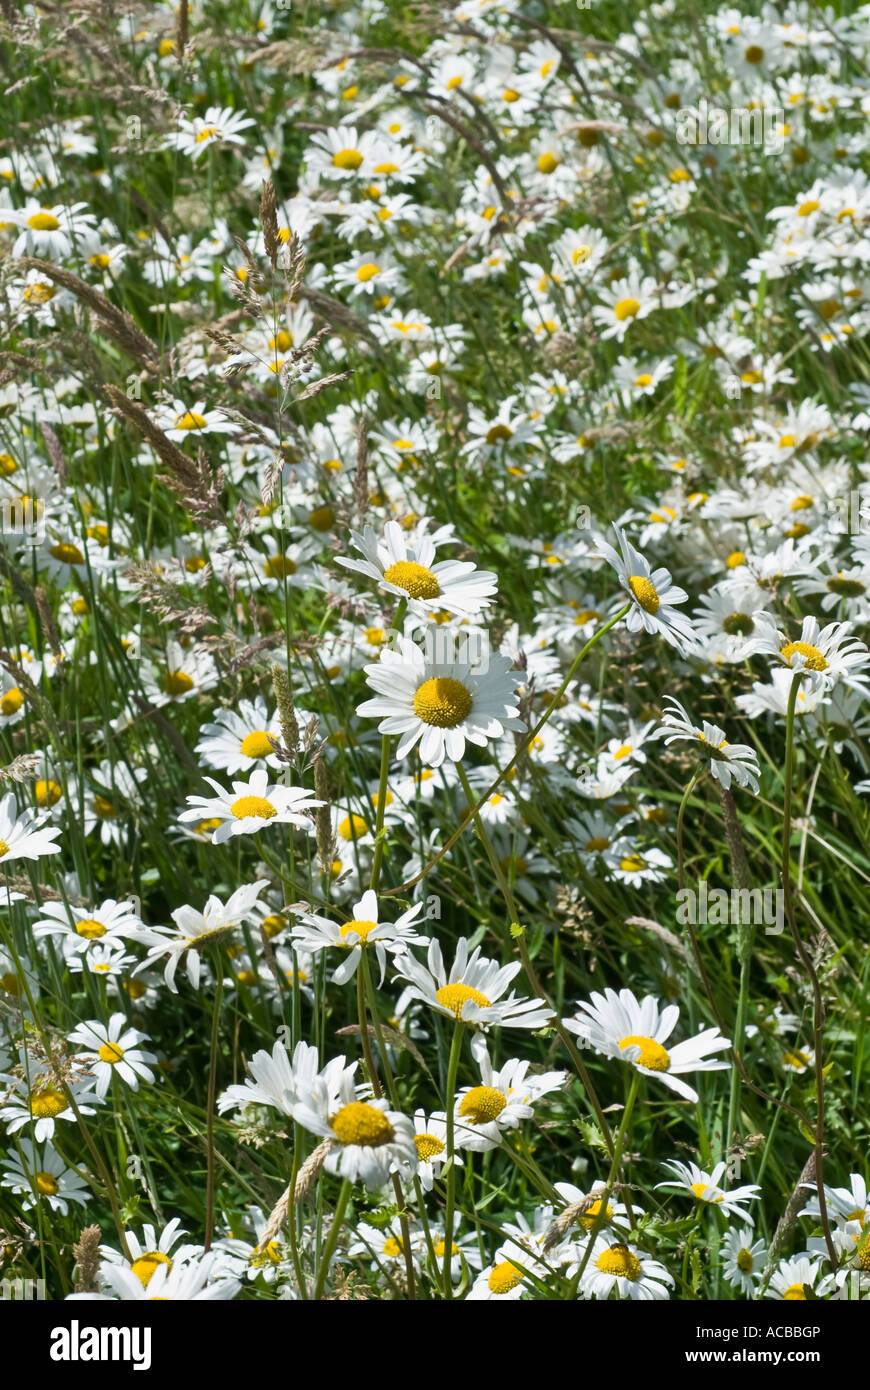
[
  {"left": 567, "top": 1071, "right": 640, "bottom": 1298},
  {"left": 442, "top": 1020, "right": 464, "bottom": 1299},
  {"left": 203, "top": 963, "right": 224, "bottom": 1252},
  {"left": 312, "top": 1178, "right": 352, "bottom": 1299}
]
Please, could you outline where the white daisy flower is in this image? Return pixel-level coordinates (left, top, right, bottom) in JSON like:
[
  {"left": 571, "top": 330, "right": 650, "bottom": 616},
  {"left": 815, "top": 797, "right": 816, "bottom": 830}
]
[
  {"left": 135, "top": 879, "right": 270, "bottom": 991},
  {"left": 289, "top": 889, "right": 428, "bottom": 985},
  {"left": 562, "top": 987, "right": 730, "bottom": 1102},
  {"left": 357, "top": 633, "right": 523, "bottom": 768},
  {"left": 576, "top": 1236, "right": 674, "bottom": 1300},
  {"left": 0, "top": 792, "right": 62, "bottom": 865},
  {"left": 80, "top": 1251, "right": 241, "bottom": 1301},
  {"left": 152, "top": 399, "right": 239, "bottom": 442},
  {"left": 337, "top": 520, "right": 497, "bottom": 619},
  {"left": 194, "top": 698, "right": 285, "bottom": 774},
  {"left": 178, "top": 770, "right": 322, "bottom": 844},
  {"left": 596, "top": 525, "right": 696, "bottom": 654},
  {"left": 66, "top": 1014, "right": 157, "bottom": 1099},
  {"left": 656, "top": 1160, "right": 762, "bottom": 1223},
  {"left": 33, "top": 897, "right": 144, "bottom": 954},
  {"left": 0, "top": 1065, "right": 100, "bottom": 1143},
  {"left": 163, "top": 105, "right": 256, "bottom": 161},
  {"left": 742, "top": 613, "right": 870, "bottom": 692},
  {"left": 12, "top": 200, "right": 97, "bottom": 258},
  {"left": 453, "top": 1038, "right": 566, "bottom": 1151},
  {"left": 467, "top": 1251, "right": 536, "bottom": 1300},
  {"left": 394, "top": 935, "right": 554, "bottom": 1031},
  {"left": 0, "top": 1138, "right": 91, "bottom": 1215},
  {"left": 765, "top": 1254, "right": 834, "bottom": 1301},
  {"left": 292, "top": 1067, "right": 417, "bottom": 1189},
  {"left": 218, "top": 1039, "right": 353, "bottom": 1120},
  {"left": 722, "top": 1226, "right": 767, "bottom": 1293},
  {"left": 654, "top": 696, "right": 761, "bottom": 793}
]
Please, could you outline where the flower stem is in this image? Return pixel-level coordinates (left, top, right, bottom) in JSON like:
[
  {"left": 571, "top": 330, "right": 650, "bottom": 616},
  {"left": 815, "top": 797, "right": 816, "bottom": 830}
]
[
  {"left": 442, "top": 1019, "right": 464, "bottom": 1299},
  {"left": 312, "top": 1177, "right": 352, "bottom": 1299},
  {"left": 203, "top": 962, "right": 223, "bottom": 1252},
  {"left": 567, "top": 1070, "right": 640, "bottom": 1298}
]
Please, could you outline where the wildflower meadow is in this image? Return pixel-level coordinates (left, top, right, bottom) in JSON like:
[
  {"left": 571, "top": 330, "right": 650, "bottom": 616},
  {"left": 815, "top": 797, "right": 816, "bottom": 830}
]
[{"left": 1, "top": 0, "right": 869, "bottom": 1342}]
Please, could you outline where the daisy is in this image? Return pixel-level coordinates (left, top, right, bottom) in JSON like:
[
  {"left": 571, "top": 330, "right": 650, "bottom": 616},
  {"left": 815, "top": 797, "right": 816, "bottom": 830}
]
[
  {"left": 576, "top": 1236, "right": 674, "bottom": 1300},
  {"left": 654, "top": 697, "right": 761, "bottom": 793},
  {"left": 194, "top": 698, "right": 285, "bottom": 774},
  {"left": 596, "top": 525, "right": 696, "bottom": 654},
  {"left": 801, "top": 1171, "right": 868, "bottom": 1230},
  {"left": 143, "top": 640, "right": 219, "bottom": 707},
  {"left": 397, "top": 1109, "right": 454, "bottom": 1192},
  {"left": 135, "top": 880, "right": 270, "bottom": 992},
  {"left": 305, "top": 125, "right": 381, "bottom": 179},
  {"left": 467, "top": 1251, "right": 535, "bottom": 1301},
  {"left": 164, "top": 105, "right": 256, "bottom": 160},
  {"left": 0, "top": 1138, "right": 91, "bottom": 1215},
  {"left": 337, "top": 520, "right": 498, "bottom": 619},
  {"left": 394, "top": 936, "right": 554, "bottom": 1031},
  {"left": 85, "top": 1251, "right": 241, "bottom": 1301},
  {"left": 453, "top": 1041, "right": 565, "bottom": 1151},
  {"left": 333, "top": 252, "right": 402, "bottom": 299},
  {"left": 66, "top": 1014, "right": 157, "bottom": 1099},
  {"left": 292, "top": 1066, "right": 417, "bottom": 1189},
  {"left": 153, "top": 399, "right": 239, "bottom": 443},
  {"left": 722, "top": 1227, "right": 767, "bottom": 1294},
  {"left": 289, "top": 889, "right": 428, "bottom": 986},
  {"left": 610, "top": 846, "right": 673, "bottom": 886},
  {"left": 178, "top": 770, "right": 322, "bottom": 844},
  {"left": 357, "top": 633, "right": 523, "bottom": 768},
  {"left": 656, "top": 1160, "right": 762, "bottom": 1223},
  {"left": 217, "top": 1039, "right": 350, "bottom": 1119},
  {"left": 591, "top": 273, "right": 659, "bottom": 341},
  {"left": 562, "top": 987, "right": 730, "bottom": 1102},
  {"left": 0, "top": 792, "right": 62, "bottom": 865},
  {"left": 553, "top": 1181, "right": 632, "bottom": 1239},
  {"left": 0, "top": 1066, "right": 100, "bottom": 1143},
  {"left": 12, "top": 200, "right": 96, "bottom": 258},
  {"left": 742, "top": 613, "right": 870, "bottom": 692},
  {"left": 33, "top": 897, "right": 143, "bottom": 954},
  {"left": 765, "top": 1254, "right": 833, "bottom": 1301}
]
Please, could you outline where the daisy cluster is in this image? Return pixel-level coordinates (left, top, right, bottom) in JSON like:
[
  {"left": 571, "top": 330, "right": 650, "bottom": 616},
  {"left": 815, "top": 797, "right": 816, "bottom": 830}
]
[{"left": 0, "top": 0, "right": 868, "bottom": 1302}]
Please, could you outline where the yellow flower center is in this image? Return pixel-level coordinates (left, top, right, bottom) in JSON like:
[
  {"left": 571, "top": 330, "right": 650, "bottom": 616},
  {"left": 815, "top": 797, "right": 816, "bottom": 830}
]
[
  {"left": 163, "top": 671, "right": 194, "bottom": 695},
  {"left": 174, "top": 412, "right": 207, "bottom": 431},
  {"left": 264, "top": 554, "right": 296, "bottom": 578},
  {"left": 595, "top": 1245, "right": 641, "bottom": 1280},
  {"left": 485, "top": 423, "right": 513, "bottom": 445},
  {"left": 34, "top": 779, "right": 62, "bottom": 807},
  {"left": 30, "top": 1087, "right": 68, "bottom": 1118},
  {"left": 339, "top": 918, "right": 378, "bottom": 944},
  {"left": 618, "top": 1035, "right": 670, "bottom": 1071},
  {"left": 130, "top": 1252, "right": 171, "bottom": 1288},
  {"left": 93, "top": 794, "right": 117, "bottom": 819},
  {"left": 76, "top": 918, "right": 107, "bottom": 939},
  {"left": 195, "top": 126, "right": 219, "bottom": 143},
  {"left": 780, "top": 641, "right": 827, "bottom": 672},
  {"left": 783, "top": 1049, "right": 810, "bottom": 1068},
  {"left": 338, "top": 814, "right": 368, "bottom": 841},
  {"left": 691, "top": 1182, "right": 723, "bottom": 1203},
  {"left": 585, "top": 837, "right": 610, "bottom": 851},
  {"left": 413, "top": 677, "right": 473, "bottom": 728},
  {"left": 356, "top": 262, "right": 381, "bottom": 282},
  {"left": 737, "top": 1249, "right": 754, "bottom": 1272},
  {"left": 1, "top": 688, "right": 23, "bottom": 716},
  {"left": 240, "top": 731, "right": 275, "bottom": 759},
  {"left": 635, "top": 373, "right": 653, "bottom": 387},
  {"left": 35, "top": 1171, "right": 58, "bottom": 1196},
  {"left": 782, "top": 1283, "right": 807, "bottom": 1300},
  {"left": 50, "top": 542, "right": 85, "bottom": 565},
  {"left": 488, "top": 1261, "right": 524, "bottom": 1294},
  {"left": 309, "top": 506, "right": 334, "bottom": 531},
  {"left": 193, "top": 817, "right": 222, "bottom": 837},
  {"left": 98, "top": 1041, "right": 125, "bottom": 1064},
  {"left": 333, "top": 148, "right": 363, "bottom": 169},
  {"left": 330, "top": 1101, "right": 394, "bottom": 1147},
  {"left": 628, "top": 575, "right": 660, "bottom": 613},
  {"left": 537, "top": 152, "right": 559, "bottom": 174},
  {"left": 435, "top": 982, "right": 491, "bottom": 1018},
  {"left": 28, "top": 212, "right": 60, "bottom": 231},
  {"left": 744, "top": 44, "right": 764, "bottom": 63},
  {"left": 230, "top": 795, "right": 277, "bottom": 820},
  {"left": 581, "top": 1198, "right": 614, "bottom": 1228},
  {"left": 0, "top": 972, "right": 18, "bottom": 993},
  {"left": 382, "top": 560, "right": 440, "bottom": 599},
  {"left": 434, "top": 1239, "right": 459, "bottom": 1258},
  {"left": 414, "top": 1133, "right": 445, "bottom": 1161},
  {"left": 620, "top": 855, "right": 645, "bottom": 873},
  {"left": 614, "top": 297, "right": 640, "bottom": 321},
  {"left": 458, "top": 1085, "right": 507, "bottom": 1125},
  {"left": 382, "top": 1236, "right": 403, "bottom": 1257}
]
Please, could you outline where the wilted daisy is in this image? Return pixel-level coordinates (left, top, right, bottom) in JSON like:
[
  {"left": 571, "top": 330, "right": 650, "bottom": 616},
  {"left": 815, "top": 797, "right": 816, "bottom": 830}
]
[
  {"left": 292, "top": 1066, "right": 417, "bottom": 1189},
  {"left": 654, "top": 697, "right": 761, "bottom": 793},
  {"left": 656, "top": 1161, "right": 762, "bottom": 1224},
  {"left": 576, "top": 1236, "right": 674, "bottom": 1300},
  {"left": 135, "top": 879, "right": 269, "bottom": 991},
  {"left": 357, "top": 634, "right": 523, "bottom": 768},
  {"left": 0, "top": 1138, "right": 91, "bottom": 1215},
  {"left": 178, "top": 770, "right": 322, "bottom": 844},
  {"left": 337, "top": 520, "right": 498, "bottom": 619},
  {"left": 66, "top": 1014, "right": 157, "bottom": 1099},
  {"left": 0, "top": 792, "right": 62, "bottom": 864},
  {"left": 722, "top": 1227, "right": 767, "bottom": 1293},
  {"left": 289, "top": 889, "right": 428, "bottom": 985},
  {"left": 596, "top": 525, "right": 696, "bottom": 653},
  {"left": 395, "top": 936, "right": 554, "bottom": 1031},
  {"left": 562, "top": 987, "right": 730, "bottom": 1101}
]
